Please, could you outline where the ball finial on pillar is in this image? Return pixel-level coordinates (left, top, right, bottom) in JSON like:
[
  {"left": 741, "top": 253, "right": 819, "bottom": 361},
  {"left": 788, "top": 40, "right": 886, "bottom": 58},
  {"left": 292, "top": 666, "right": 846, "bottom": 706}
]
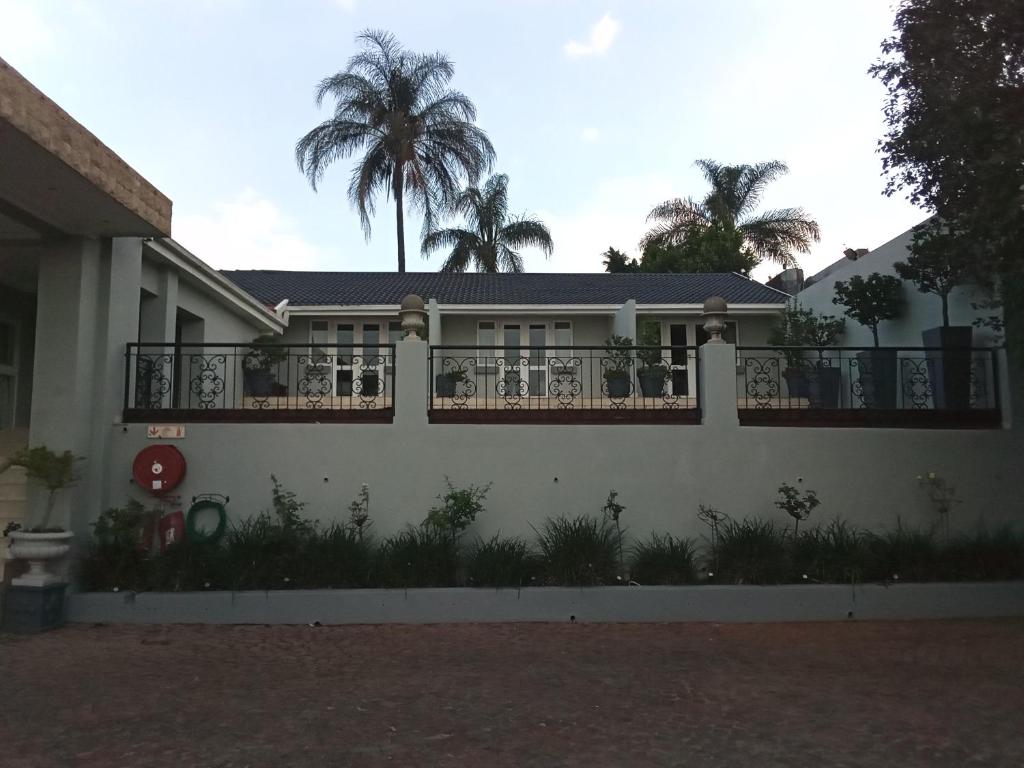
[
  {"left": 398, "top": 294, "right": 427, "bottom": 340},
  {"left": 701, "top": 296, "right": 728, "bottom": 343}
]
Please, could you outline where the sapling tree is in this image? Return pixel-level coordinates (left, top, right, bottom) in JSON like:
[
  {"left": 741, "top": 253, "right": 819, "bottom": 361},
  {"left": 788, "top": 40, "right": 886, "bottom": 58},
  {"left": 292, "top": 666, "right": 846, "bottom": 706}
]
[
  {"left": 775, "top": 483, "right": 820, "bottom": 537},
  {"left": 347, "top": 484, "right": 372, "bottom": 541},
  {"left": 602, "top": 490, "right": 627, "bottom": 577},
  {"left": 423, "top": 478, "right": 492, "bottom": 545},
  {"left": 832, "top": 273, "right": 905, "bottom": 347},
  {"left": 6, "top": 446, "right": 80, "bottom": 531},
  {"left": 697, "top": 504, "right": 730, "bottom": 576},
  {"left": 893, "top": 222, "right": 973, "bottom": 328}
]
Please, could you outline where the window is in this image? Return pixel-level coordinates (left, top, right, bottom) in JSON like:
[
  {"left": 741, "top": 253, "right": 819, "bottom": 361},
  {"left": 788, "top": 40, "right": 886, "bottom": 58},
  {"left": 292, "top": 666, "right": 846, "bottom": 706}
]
[
  {"left": 363, "top": 323, "right": 380, "bottom": 359},
  {"left": 553, "top": 321, "right": 572, "bottom": 359},
  {"left": 503, "top": 324, "right": 521, "bottom": 360},
  {"left": 311, "top": 320, "right": 329, "bottom": 360},
  {"left": 335, "top": 323, "right": 354, "bottom": 364},
  {"left": 388, "top": 321, "right": 403, "bottom": 345}
]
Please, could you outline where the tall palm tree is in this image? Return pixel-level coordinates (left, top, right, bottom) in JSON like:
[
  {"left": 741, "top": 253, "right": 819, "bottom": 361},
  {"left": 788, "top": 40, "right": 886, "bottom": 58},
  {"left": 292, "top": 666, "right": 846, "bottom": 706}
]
[
  {"left": 421, "top": 174, "right": 553, "bottom": 272},
  {"left": 295, "top": 30, "right": 495, "bottom": 272},
  {"left": 642, "top": 160, "right": 820, "bottom": 268}
]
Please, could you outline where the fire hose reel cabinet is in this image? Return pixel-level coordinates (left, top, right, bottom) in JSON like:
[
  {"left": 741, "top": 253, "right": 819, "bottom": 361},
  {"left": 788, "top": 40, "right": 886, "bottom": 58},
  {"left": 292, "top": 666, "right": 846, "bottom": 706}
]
[{"left": 132, "top": 445, "right": 186, "bottom": 495}]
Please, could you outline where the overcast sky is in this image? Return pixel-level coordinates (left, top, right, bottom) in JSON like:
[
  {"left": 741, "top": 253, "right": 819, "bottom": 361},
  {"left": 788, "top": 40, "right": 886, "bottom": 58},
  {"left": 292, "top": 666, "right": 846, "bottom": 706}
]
[{"left": 1, "top": 0, "right": 926, "bottom": 280}]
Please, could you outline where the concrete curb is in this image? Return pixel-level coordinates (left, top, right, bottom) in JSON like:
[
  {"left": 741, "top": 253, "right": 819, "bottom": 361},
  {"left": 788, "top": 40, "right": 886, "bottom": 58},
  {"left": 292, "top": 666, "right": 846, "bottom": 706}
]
[{"left": 66, "top": 582, "right": 1024, "bottom": 625}]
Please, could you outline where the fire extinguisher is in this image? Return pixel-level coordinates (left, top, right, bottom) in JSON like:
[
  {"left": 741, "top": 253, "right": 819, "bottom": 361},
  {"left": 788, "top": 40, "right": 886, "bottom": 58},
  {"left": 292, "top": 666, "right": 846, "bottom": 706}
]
[{"left": 158, "top": 510, "right": 186, "bottom": 551}]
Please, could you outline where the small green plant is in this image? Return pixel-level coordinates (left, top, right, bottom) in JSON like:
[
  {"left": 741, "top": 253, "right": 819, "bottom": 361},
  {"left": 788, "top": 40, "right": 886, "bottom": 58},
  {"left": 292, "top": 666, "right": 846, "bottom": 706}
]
[
  {"left": 601, "top": 490, "right": 627, "bottom": 577},
  {"left": 243, "top": 334, "right": 288, "bottom": 371},
  {"left": 466, "top": 534, "right": 535, "bottom": 587},
  {"left": 916, "top": 471, "right": 959, "bottom": 542},
  {"left": 5, "top": 445, "right": 81, "bottom": 530},
  {"left": 636, "top": 322, "right": 668, "bottom": 373},
  {"left": 347, "top": 483, "right": 372, "bottom": 541},
  {"left": 768, "top": 303, "right": 845, "bottom": 368},
  {"left": 775, "top": 483, "right": 820, "bottom": 536},
  {"left": 697, "top": 504, "right": 730, "bottom": 576},
  {"left": 832, "top": 272, "right": 905, "bottom": 347},
  {"left": 270, "top": 475, "right": 313, "bottom": 533},
  {"left": 78, "top": 501, "right": 156, "bottom": 591},
  {"left": 534, "top": 515, "right": 619, "bottom": 586},
  {"left": 602, "top": 334, "right": 634, "bottom": 377},
  {"left": 630, "top": 533, "right": 697, "bottom": 585},
  {"left": 423, "top": 478, "right": 492, "bottom": 545}
]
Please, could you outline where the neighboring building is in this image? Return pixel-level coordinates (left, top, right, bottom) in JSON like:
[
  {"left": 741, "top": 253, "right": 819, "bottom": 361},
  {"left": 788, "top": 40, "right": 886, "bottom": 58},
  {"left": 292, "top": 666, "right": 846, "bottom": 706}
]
[
  {"left": 222, "top": 270, "right": 790, "bottom": 406},
  {"left": 796, "top": 223, "right": 1001, "bottom": 348}
]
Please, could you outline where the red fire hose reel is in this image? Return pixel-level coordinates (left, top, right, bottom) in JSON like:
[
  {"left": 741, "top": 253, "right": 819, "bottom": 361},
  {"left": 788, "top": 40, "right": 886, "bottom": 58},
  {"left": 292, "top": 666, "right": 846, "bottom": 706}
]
[{"left": 132, "top": 444, "right": 187, "bottom": 496}]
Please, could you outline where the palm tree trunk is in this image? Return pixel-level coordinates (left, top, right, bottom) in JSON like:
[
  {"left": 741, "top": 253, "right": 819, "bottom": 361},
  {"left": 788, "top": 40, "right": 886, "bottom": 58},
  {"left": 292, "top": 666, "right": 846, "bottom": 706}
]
[{"left": 393, "top": 165, "right": 406, "bottom": 273}]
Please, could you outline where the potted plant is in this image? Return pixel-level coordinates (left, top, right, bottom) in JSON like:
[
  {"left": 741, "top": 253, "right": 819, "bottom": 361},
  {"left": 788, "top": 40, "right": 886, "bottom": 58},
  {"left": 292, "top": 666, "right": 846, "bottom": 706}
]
[
  {"left": 833, "top": 273, "right": 905, "bottom": 408},
  {"left": 359, "top": 368, "right": 381, "bottom": 396},
  {"left": 894, "top": 223, "right": 974, "bottom": 409},
  {"left": 243, "top": 334, "right": 287, "bottom": 397},
  {"left": 602, "top": 335, "right": 634, "bottom": 398},
  {"left": 435, "top": 368, "right": 467, "bottom": 397},
  {"left": 2, "top": 446, "right": 81, "bottom": 586},
  {"left": 768, "top": 304, "right": 845, "bottom": 407},
  {"left": 636, "top": 323, "right": 668, "bottom": 397}
]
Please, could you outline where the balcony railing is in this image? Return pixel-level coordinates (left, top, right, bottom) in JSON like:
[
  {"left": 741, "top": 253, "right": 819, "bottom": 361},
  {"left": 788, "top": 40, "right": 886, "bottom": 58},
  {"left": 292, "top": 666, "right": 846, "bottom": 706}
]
[
  {"left": 124, "top": 343, "right": 395, "bottom": 422},
  {"left": 736, "top": 346, "right": 1001, "bottom": 428},
  {"left": 428, "top": 346, "right": 700, "bottom": 423}
]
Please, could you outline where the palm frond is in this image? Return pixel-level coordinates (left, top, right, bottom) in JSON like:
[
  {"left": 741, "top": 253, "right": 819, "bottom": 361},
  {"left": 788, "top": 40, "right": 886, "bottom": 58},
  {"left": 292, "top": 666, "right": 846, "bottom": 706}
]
[
  {"left": 641, "top": 198, "right": 713, "bottom": 248},
  {"left": 295, "top": 119, "right": 378, "bottom": 190},
  {"left": 496, "top": 244, "right": 525, "bottom": 273},
  {"left": 346, "top": 139, "right": 392, "bottom": 237},
  {"left": 501, "top": 216, "right": 553, "bottom": 256},
  {"left": 734, "top": 161, "right": 789, "bottom": 219},
  {"left": 738, "top": 207, "right": 821, "bottom": 266}
]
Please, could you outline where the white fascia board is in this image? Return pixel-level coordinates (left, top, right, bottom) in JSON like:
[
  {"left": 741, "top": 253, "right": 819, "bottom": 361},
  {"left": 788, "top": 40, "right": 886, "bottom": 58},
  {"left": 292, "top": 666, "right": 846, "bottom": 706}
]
[
  {"left": 145, "top": 239, "right": 286, "bottom": 334},
  {"left": 636, "top": 303, "right": 786, "bottom": 315},
  {"left": 285, "top": 304, "right": 623, "bottom": 316}
]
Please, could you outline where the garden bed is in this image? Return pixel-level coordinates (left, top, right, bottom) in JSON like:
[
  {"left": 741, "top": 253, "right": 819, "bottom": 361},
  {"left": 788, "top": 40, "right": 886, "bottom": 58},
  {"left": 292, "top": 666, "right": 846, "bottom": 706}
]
[{"left": 66, "top": 582, "right": 1024, "bottom": 625}]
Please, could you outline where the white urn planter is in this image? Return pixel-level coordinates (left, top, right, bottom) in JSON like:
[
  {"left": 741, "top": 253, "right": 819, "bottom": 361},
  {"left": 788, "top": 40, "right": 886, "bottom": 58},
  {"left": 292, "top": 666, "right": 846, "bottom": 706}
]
[{"left": 8, "top": 531, "right": 74, "bottom": 586}]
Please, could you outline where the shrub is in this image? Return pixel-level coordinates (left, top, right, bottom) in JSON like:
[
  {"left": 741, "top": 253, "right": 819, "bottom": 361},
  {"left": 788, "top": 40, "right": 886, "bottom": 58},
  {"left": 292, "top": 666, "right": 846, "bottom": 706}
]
[
  {"left": 220, "top": 510, "right": 314, "bottom": 590},
  {"left": 935, "top": 527, "right": 1024, "bottom": 581},
  {"left": 534, "top": 515, "right": 618, "bottom": 586},
  {"left": 375, "top": 527, "right": 459, "bottom": 587},
  {"left": 716, "top": 518, "right": 789, "bottom": 584},
  {"left": 864, "top": 523, "right": 939, "bottom": 582},
  {"left": 630, "top": 533, "right": 697, "bottom": 585},
  {"left": 78, "top": 501, "right": 155, "bottom": 592},
  {"left": 304, "top": 523, "right": 375, "bottom": 588},
  {"left": 423, "top": 479, "right": 492, "bottom": 545},
  {"left": 790, "top": 520, "right": 868, "bottom": 583},
  {"left": 775, "top": 483, "right": 820, "bottom": 536},
  {"left": 149, "top": 539, "right": 226, "bottom": 592},
  {"left": 466, "top": 534, "right": 536, "bottom": 587}
]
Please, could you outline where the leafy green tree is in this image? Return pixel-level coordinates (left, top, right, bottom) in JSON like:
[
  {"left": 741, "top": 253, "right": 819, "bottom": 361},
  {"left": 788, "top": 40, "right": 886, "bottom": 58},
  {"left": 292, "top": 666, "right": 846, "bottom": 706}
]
[
  {"left": 870, "top": 0, "right": 1024, "bottom": 351},
  {"left": 893, "top": 220, "right": 974, "bottom": 327},
  {"left": 295, "top": 30, "right": 495, "bottom": 272},
  {"left": 640, "top": 228, "right": 760, "bottom": 274},
  {"left": 642, "top": 160, "right": 820, "bottom": 269},
  {"left": 832, "top": 273, "right": 905, "bottom": 347},
  {"left": 421, "top": 174, "right": 552, "bottom": 272},
  {"left": 602, "top": 246, "right": 639, "bottom": 273}
]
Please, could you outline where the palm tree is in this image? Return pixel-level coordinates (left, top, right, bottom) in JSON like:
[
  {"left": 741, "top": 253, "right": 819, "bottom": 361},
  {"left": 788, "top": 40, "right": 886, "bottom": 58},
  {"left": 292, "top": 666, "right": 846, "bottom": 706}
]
[
  {"left": 295, "top": 30, "right": 495, "bottom": 272},
  {"left": 642, "top": 160, "right": 820, "bottom": 268},
  {"left": 421, "top": 174, "right": 553, "bottom": 272}
]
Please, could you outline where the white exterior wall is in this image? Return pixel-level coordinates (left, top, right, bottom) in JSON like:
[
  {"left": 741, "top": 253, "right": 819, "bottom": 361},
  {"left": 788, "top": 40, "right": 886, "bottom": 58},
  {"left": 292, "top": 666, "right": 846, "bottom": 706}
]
[
  {"left": 105, "top": 340, "right": 1022, "bottom": 546},
  {"left": 797, "top": 227, "right": 1001, "bottom": 348}
]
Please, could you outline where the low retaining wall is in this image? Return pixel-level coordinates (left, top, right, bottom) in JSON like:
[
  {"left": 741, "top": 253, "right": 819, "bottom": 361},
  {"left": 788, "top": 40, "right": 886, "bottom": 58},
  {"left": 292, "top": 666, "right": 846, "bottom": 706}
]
[{"left": 67, "top": 582, "right": 1024, "bottom": 625}]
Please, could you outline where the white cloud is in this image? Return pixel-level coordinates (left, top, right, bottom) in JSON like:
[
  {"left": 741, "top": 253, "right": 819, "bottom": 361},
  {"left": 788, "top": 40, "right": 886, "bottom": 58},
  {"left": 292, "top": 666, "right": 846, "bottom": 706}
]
[
  {"left": 173, "top": 189, "right": 326, "bottom": 271},
  {"left": 534, "top": 174, "right": 676, "bottom": 272},
  {"left": 581, "top": 127, "right": 601, "bottom": 143},
  {"left": 0, "top": 0, "right": 57, "bottom": 65},
  {"left": 564, "top": 12, "right": 620, "bottom": 58}
]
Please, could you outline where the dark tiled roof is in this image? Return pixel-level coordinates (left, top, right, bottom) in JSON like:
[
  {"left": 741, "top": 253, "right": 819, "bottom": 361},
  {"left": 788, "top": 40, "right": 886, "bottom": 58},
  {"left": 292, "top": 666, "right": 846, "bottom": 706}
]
[{"left": 220, "top": 271, "right": 789, "bottom": 307}]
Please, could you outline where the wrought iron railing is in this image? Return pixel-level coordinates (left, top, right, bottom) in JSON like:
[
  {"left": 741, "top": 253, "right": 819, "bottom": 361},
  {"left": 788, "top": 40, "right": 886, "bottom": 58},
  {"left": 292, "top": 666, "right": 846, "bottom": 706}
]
[
  {"left": 428, "top": 346, "right": 700, "bottom": 422},
  {"left": 124, "top": 343, "right": 395, "bottom": 422},
  {"left": 736, "top": 346, "right": 1000, "bottom": 427}
]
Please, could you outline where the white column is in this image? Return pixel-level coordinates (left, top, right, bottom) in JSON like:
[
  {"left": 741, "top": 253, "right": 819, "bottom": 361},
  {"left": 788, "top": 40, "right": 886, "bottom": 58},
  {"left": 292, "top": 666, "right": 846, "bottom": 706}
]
[
  {"left": 394, "top": 338, "right": 428, "bottom": 427},
  {"left": 699, "top": 342, "right": 739, "bottom": 427},
  {"left": 427, "top": 298, "right": 441, "bottom": 346},
  {"left": 613, "top": 299, "right": 636, "bottom": 341}
]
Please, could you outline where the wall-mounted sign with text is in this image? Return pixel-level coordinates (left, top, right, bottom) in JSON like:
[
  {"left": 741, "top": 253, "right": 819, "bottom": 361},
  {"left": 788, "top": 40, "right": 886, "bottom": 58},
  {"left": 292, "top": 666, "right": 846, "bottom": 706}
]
[{"left": 147, "top": 425, "right": 186, "bottom": 439}]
